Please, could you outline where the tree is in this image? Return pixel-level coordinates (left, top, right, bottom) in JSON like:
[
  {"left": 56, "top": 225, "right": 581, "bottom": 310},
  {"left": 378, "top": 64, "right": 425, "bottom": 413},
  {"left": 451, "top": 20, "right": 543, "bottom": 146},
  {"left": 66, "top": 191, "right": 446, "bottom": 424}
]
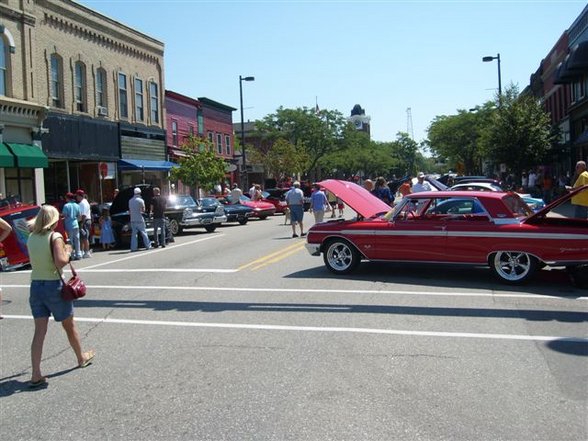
[
  {"left": 170, "top": 136, "right": 227, "bottom": 194},
  {"left": 426, "top": 103, "right": 493, "bottom": 175},
  {"left": 480, "top": 84, "right": 557, "bottom": 176},
  {"left": 254, "top": 106, "right": 350, "bottom": 178},
  {"left": 247, "top": 138, "right": 309, "bottom": 181}
]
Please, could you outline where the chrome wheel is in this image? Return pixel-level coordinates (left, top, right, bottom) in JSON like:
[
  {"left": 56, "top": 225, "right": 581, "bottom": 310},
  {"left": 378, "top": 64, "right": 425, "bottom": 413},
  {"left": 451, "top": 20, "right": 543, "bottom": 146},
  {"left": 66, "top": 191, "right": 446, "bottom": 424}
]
[
  {"left": 169, "top": 219, "right": 180, "bottom": 236},
  {"left": 323, "top": 240, "right": 360, "bottom": 274},
  {"left": 491, "top": 251, "right": 537, "bottom": 284}
]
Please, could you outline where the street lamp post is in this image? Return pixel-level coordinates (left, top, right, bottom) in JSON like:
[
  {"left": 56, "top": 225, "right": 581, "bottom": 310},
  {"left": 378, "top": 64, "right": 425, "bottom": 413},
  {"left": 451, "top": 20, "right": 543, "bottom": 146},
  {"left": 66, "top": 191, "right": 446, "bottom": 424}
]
[
  {"left": 482, "top": 53, "right": 502, "bottom": 102},
  {"left": 239, "top": 75, "right": 255, "bottom": 190}
]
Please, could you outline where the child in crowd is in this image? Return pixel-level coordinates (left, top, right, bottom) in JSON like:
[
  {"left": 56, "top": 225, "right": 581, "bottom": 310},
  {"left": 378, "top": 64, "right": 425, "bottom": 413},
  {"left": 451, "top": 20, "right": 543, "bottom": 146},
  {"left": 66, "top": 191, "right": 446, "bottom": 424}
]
[{"left": 99, "top": 208, "right": 115, "bottom": 250}]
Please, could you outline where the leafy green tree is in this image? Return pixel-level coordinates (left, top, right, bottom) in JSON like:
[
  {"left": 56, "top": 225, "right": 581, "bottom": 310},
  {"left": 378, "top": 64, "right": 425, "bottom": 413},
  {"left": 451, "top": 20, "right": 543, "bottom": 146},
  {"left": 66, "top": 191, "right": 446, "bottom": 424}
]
[
  {"left": 254, "top": 107, "right": 350, "bottom": 177},
  {"left": 427, "top": 104, "right": 493, "bottom": 175},
  {"left": 170, "top": 136, "right": 227, "bottom": 194},
  {"left": 247, "top": 138, "right": 309, "bottom": 180},
  {"left": 480, "top": 84, "right": 557, "bottom": 176}
]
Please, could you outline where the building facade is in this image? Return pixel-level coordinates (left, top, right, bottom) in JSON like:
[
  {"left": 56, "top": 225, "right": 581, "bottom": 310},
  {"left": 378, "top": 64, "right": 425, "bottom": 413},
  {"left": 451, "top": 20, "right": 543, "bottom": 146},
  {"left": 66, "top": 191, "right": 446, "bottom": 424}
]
[
  {"left": 1, "top": 0, "right": 167, "bottom": 206},
  {"left": 0, "top": 0, "right": 49, "bottom": 205}
]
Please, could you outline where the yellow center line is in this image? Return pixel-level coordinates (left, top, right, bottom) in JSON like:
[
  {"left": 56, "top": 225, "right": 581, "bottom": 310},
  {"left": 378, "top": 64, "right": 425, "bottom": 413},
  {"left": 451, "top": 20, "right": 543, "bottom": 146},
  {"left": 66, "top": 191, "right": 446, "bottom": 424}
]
[
  {"left": 237, "top": 241, "right": 307, "bottom": 271},
  {"left": 251, "top": 242, "right": 306, "bottom": 271}
]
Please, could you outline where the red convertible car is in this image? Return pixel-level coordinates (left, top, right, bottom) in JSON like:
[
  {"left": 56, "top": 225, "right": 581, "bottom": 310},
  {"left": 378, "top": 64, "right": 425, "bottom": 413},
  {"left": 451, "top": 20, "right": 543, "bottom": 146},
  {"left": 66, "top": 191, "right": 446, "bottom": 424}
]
[{"left": 305, "top": 179, "right": 588, "bottom": 285}]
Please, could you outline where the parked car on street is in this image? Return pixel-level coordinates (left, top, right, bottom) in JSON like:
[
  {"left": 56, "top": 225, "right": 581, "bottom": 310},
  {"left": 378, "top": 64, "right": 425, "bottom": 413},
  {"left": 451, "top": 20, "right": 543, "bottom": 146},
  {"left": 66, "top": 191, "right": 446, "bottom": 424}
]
[
  {"left": 305, "top": 179, "right": 588, "bottom": 285},
  {"left": 264, "top": 188, "right": 311, "bottom": 212},
  {"left": 450, "top": 182, "right": 546, "bottom": 212},
  {"left": 109, "top": 185, "right": 157, "bottom": 247},
  {"left": 203, "top": 197, "right": 253, "bottom": 225},
  {"left": 166, "top": 194, "right": 226, "bottom": 235},
  {"left": 238, "top": 195, "right": 276, "bottom": 219}
]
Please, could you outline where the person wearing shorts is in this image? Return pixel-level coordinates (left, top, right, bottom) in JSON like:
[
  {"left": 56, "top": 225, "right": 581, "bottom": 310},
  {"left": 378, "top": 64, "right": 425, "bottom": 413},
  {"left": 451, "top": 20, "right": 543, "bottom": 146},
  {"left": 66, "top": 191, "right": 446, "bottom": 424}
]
[
  {"left": 285, "top": 181, "right": 306, "bottom": 238},
  {"left": 76, "top": 189, "right": 92, "bottom": 258},
  {"left": 26, "top": 205, "right": 95, "bottom": 388}
]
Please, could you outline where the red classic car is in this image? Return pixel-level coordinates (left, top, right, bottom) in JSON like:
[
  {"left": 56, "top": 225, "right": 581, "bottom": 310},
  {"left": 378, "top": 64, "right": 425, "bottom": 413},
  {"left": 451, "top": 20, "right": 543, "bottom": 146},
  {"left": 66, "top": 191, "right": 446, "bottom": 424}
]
[
  {"left": 238, "top": 195, "right": 276, "bottom": 219},
  {"left": 305, "top": 179, "right": 588, "bottom": 285}
]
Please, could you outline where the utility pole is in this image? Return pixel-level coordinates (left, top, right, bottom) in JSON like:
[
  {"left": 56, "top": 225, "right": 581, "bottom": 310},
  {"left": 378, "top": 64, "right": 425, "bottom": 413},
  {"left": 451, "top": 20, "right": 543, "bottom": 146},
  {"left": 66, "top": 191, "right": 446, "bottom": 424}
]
[{"left": 406, "top": 107, "right": 414, "bottom": 140}]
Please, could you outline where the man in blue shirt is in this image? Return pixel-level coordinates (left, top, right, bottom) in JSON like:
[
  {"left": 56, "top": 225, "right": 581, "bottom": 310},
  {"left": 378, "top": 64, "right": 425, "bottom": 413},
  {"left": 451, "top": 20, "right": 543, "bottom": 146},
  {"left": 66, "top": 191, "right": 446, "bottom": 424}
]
[
  {"left": 310, "top": 184, "right": 329, "bottom": 224},
  {"left": 62, "top": 192, "right": 81, "bottom": 260}
]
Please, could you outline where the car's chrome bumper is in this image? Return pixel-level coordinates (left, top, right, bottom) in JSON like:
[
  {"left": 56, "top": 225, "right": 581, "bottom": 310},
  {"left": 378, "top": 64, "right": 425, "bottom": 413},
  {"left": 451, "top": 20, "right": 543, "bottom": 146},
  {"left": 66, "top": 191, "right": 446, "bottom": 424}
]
[
  {"left": 305, "top": 243, "right": 321, "bottom": 256},
  {"left": 182, "top": 215, "right": 227, "bottom": 226}
]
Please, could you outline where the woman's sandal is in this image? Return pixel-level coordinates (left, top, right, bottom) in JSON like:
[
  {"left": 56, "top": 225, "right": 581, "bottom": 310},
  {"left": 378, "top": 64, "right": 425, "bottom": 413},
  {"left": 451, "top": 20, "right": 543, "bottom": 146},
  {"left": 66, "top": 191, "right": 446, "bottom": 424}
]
[{"left": 79, "top": 350, "right": 95, "bottom": 368}]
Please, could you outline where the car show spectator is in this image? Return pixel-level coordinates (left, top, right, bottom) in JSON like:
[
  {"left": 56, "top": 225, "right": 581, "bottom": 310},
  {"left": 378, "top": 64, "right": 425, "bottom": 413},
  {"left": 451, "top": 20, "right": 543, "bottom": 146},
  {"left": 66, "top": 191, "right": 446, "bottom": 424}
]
[
  {"left": 398, "top": 177, "right": 412, "bottom": 197},
  {"left": 0, "top": 216, "right": 12, "bottom": 318},
  {"left": 285, "top": 181, "right": 305, "bottom": 238},
  {"left": 310, "top": 184, "right": 330, "bottom": 224},
  {"left": 62, "top": 192, "right": 82, "bottom": 260},
  {"left": 26, "top": 205, "right": 95, "bottom": 388},
  {"left": 129, "top": 187, "right": 152, "bottom": 252},
  {"left": 150, "top": 187, "right": 167, "bottom": 248},
  {"left": 99, "top": 208, "right": 115, "bottom": 250},
  {"left": 570, "top": 161, "right": 588, "bottom": 219},
  {"left": 372, "top": 176, "right": 394, "bottom": 205},
  {"left": 75, "top": 189, "right": 92, "bottom": 258},
  {"left": 229, "top": 183, "right": 243, "bottom": 204},
  {"left": 412, "top": 172, "right": 432, "bottom": 193}
]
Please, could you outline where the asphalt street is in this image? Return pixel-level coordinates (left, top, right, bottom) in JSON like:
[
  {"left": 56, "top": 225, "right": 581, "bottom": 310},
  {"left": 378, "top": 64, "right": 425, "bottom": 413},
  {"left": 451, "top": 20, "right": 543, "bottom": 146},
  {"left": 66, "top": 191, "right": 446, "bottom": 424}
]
[{"left": 1, "top": 210, "right": 587, "bottom": 441}]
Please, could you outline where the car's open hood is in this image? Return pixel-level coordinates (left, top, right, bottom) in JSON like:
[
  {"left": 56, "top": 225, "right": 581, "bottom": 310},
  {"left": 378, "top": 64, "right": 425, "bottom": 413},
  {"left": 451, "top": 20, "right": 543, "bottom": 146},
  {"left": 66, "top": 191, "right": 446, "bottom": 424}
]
[
  {"left": 523, "top": 184, "right": 588, "bottom": 223},
  {"left": 318, "top": 179, "right": 392, "bottom": 219}
]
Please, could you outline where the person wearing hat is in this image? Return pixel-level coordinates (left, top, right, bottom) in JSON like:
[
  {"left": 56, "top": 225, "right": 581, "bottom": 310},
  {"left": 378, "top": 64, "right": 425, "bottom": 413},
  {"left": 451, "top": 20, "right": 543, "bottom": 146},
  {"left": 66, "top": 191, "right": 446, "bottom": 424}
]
[
  {"left": 129, "top": 187, "right": 152, "bottom": 251},
  {"left": 75, "top": 189, "right": 92, "bottom": 258},
  {"left": 62, "top": 192, "right": 82, "bottom": 260},
  {"left": 412, "top": 172, "right": 431, "bottom": 193},
  {"left": 26, "top": 205, "right": 95, "bottom": 388},
  {"left": 285, "top": 181, "right": 306, "bottom": 238}
]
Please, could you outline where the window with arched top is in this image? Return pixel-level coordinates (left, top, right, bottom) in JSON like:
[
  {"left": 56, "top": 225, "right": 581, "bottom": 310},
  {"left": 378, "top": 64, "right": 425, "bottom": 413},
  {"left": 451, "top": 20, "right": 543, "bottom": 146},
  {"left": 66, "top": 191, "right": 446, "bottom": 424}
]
[
  {"left": 50, "top": 54, "right": 64, "bottom": 108},
  {"left": 0, "top": 37, "right": 7, "bottom": 96},
  {"left": 96, "top": 67, "right": 107, "bottom": 110},
  {"left": 149, "top": 81, "right": 159, "bottom": 124},
  {"left": 74, "top": 61, "right": 87, "bottom": 112},
  {"left": 118, "top": 72, "right": 128, "bottom": 118}
]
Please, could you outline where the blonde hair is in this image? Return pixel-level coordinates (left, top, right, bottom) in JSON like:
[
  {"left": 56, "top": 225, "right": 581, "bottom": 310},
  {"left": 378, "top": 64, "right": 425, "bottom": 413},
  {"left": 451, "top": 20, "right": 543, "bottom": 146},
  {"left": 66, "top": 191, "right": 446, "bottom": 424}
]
[{"left": 31, "top": 205, "right": 60, "bottom": 235}]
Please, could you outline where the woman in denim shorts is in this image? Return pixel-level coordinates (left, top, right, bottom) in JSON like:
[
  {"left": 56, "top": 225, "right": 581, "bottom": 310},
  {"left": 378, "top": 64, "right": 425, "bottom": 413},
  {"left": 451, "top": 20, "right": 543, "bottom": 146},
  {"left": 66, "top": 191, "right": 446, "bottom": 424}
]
[{"left": 26, "top": 205, "right": 94, "bottom": 388}]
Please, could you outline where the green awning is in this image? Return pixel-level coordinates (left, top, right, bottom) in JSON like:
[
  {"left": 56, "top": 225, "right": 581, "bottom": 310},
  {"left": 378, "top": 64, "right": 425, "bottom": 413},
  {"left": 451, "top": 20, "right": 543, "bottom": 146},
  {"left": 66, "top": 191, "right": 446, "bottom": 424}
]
[
  {"left": 0, "top": 143, "right": 15, "bottom": 167},
  {"left": 4, "top": 143, "right": 48, "bottom": 168}
]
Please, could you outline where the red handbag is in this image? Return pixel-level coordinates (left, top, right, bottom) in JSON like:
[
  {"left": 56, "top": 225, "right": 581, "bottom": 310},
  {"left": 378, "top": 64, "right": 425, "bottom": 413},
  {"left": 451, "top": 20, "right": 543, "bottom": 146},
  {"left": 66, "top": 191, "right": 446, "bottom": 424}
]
[{"left": 50, "top": 233, "right": 87, "bottom": 301}]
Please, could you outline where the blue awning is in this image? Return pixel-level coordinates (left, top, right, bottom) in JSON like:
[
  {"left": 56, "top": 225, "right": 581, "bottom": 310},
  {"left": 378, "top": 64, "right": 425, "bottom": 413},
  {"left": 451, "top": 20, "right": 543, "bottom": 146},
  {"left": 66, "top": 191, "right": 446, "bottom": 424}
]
[{"left": 118, "top": 159, "right": 178, "bottom": 171}]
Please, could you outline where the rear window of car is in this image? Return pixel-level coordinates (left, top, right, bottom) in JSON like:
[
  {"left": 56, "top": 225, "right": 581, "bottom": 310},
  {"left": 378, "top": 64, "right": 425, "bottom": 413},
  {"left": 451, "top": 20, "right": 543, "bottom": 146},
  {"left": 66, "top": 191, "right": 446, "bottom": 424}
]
[{"left": 502, "top": 194, "right": 532, "bottom": 217}]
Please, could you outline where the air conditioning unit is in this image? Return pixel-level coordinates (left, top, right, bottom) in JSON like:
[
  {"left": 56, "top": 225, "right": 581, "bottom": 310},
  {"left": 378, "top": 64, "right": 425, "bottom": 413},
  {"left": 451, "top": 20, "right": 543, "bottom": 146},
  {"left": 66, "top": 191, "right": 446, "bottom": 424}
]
[{"left": 97, "top": 106, "right": 108, "bottom": 116}]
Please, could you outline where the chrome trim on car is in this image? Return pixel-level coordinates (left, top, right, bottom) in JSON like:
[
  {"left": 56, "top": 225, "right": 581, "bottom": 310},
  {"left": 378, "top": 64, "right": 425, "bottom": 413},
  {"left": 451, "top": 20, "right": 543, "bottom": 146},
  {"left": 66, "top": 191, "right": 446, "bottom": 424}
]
[
  {"left": 305, "top": 243, "right": 321, "bottom": 256},
  {"left": 333, "top": 229, "right": 587, "bottom": 240}
]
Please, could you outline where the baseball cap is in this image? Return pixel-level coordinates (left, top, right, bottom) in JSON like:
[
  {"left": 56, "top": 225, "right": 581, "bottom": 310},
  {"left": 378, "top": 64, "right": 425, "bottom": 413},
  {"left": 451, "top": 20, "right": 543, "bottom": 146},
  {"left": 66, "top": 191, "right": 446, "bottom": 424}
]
[
  {"left": 75, "top": 189, "right": 85, "bottom": 196},
  {"left": 134, "top": 187, "right": 142, "bottom": 194},
  {"left": 66, "top": 192, "right": 74, "bottom": 199},
  {"left": 417, "top": 172, "right": 425, "bottom": 178}
]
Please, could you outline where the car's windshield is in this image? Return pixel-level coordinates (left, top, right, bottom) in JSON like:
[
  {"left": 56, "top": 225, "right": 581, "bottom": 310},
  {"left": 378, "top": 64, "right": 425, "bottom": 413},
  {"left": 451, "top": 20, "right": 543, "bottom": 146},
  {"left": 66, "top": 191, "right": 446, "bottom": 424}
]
[
  {"left": 200, "top": 198, "right": 219, "bottom": 208},
  {"left": 167, "top": 195, "right": 197, "bottom": 208},
  {"left": 502, "top": 194, "right": 532, "bottom": 217}
]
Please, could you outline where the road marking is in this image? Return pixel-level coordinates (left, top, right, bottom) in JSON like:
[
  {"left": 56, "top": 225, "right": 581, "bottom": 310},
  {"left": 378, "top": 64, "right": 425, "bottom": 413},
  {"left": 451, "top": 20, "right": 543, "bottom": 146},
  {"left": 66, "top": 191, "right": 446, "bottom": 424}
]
[
  {"left": 4, "top": 315, "right": 587, "bottom": 343},
  {"left": 237, "top": 241, "right": 306, "bottom": 271},
  {"left": 60, "top": 269, "right": 239, "bottom": 273},
  {"left": 251, "top": 242, "right": 306, "bottom": 270},
  {"left": 1, "top": 284, "right": 586, "bottom": 300},
  {"left": 79, "top": 234, "right": 226, "bottom": 270}
]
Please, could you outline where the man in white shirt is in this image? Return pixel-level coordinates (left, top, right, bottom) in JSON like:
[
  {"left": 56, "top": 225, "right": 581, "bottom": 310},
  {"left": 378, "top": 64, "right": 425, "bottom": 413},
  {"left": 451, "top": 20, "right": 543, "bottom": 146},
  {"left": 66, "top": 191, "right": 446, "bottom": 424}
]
[
  {"left": 230, "top": 183, "right": 243, "bottom": 204},
  {"left": 75, "top": 189, "right": 92, "bottom": 258},
  {"left": 412, "top": 172, "right": 432, "bottom": 193},
  {"left": 285, "top": 181, "right": 305, "bottom": 238}
]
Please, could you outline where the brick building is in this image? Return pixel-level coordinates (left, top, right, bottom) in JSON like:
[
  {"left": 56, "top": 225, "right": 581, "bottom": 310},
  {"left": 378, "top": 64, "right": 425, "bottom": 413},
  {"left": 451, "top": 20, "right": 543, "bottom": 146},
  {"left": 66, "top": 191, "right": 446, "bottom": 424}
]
[{"left": 1, "top": 0, "right": 167, "bottom": 205}]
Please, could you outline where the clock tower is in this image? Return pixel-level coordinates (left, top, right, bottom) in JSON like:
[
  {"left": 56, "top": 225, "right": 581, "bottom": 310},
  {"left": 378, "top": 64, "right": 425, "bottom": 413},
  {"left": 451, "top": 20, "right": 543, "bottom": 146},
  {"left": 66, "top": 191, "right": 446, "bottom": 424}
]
[{"left": 348, "top": 104, "right": 371, "bottom": 137}]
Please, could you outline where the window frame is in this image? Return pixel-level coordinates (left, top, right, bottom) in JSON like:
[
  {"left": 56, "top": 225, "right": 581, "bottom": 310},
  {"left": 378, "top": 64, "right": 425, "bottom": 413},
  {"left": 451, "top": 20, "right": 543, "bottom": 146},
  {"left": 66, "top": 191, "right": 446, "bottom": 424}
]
[
  {"left": 118, "top": 72, "right": 128, "bottom": 118},
  {"left": 172, "top": 120, "right": 178, "bottom": 147},
  {"left": 50, "top": 54, "right": 63, "bottom": 108},
  {"left": 74, "top": 61, "right": 86, "bottom": 112},
  {"left": 149, "top": 81, "right": 159, "bottom": 124},
  {"left": 225, "top": 135, "right": 231, "bottom": 155},
  {"left": 134, "top": 77, "right": 144, "bottom": 121},
  {"left": 96, "top": 67, "right": 107, "bottom": 109},
  {"left": 216, "top": 133, "right": 223, "bottom": 154},
  {"left": 0, "top": 36, "right": 8, "bottom": 96}
]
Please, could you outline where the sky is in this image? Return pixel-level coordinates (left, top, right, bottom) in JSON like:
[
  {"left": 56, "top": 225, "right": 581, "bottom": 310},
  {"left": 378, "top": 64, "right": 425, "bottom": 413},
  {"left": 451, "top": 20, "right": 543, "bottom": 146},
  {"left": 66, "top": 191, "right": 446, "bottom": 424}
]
[{"left": 78, "top": 0, "right": 586, "bottom": 143}]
